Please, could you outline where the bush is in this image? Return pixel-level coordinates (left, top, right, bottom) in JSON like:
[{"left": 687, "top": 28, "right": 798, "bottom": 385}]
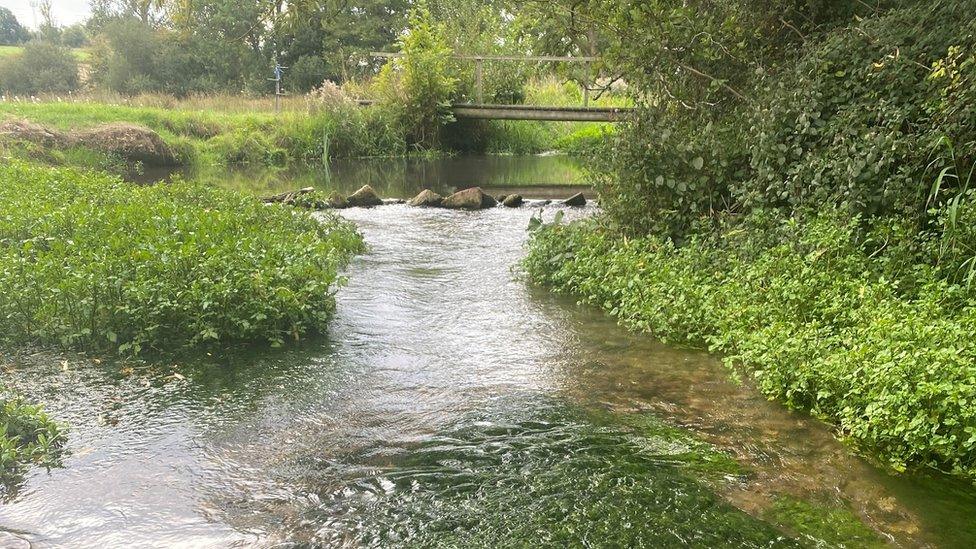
[
  {"left": 524, "top": 214, "right": 976, "bottom": 479},
  {"left": 0, "top": 162, "right": 364, "bottom": 355},
  {"left": 61, "top": 24, "right": 88, "bottom": 48},
  {"left": 0, "top": 41, "right": 79, "bottom": 96},
  {"left": 743, "top": 1, "right": 976, "bottom": 222},
  {"left": 375, "top": 5, "right": 458, "bottom": 149},
  {"left": 0, "top": 388, "right": 65, "bottom": 488}
]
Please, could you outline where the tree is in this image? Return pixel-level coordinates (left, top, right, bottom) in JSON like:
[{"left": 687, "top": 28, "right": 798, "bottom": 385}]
[
  {"left": 0, "top": 42, "right": 80, "bottom": 95},
  {"left": 0, "top": 7, "right": 29, "bottom": 45},
  {"left": 61, "top": 24, "right": 90, "bottom": 48},
  {"left": 377, "top": 3, "right": 458, "bottom": 148}
]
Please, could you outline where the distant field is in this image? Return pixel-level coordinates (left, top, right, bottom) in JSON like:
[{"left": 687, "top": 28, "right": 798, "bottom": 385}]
[{"left": 0, "top": 46, "right": 91, "bottom": 62}]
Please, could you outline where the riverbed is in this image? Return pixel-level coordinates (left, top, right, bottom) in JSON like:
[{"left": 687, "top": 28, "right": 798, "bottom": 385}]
[{"left": 3, "top": 156, "right": 976, "bottom": 547}]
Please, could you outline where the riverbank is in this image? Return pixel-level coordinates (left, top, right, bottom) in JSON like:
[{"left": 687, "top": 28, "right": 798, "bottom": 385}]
[
  {"left": 8, "top": 200, "right": 965, "bottom": 547},
  {"left": 0, "top": 92, "right": 613, "bottom": 172},
  {"left": 524, "top": 213, "right": 976, "bottom": 482},
  {"left": 0, "top": 161, "right": 364, "bottom": 357}
]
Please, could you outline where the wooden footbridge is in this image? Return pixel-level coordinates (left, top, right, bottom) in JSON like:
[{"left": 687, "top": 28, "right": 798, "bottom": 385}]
[{"left": 365, "top": 52, "right": 634, "bottom": 123}]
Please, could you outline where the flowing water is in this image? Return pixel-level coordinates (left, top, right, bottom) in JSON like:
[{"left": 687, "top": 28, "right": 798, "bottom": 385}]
[{"left": 3, "top": 156, "right": 976, "bottom": 548}]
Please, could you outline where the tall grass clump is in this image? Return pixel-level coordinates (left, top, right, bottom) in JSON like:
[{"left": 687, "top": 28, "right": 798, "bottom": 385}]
[{"left": 0, "top": 162, "right": 364, "bottom": 355}]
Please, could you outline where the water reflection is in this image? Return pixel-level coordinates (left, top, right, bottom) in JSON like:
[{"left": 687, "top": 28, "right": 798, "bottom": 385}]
[{"left": 142, "top": 155, "right": 590, "bottom": 200}]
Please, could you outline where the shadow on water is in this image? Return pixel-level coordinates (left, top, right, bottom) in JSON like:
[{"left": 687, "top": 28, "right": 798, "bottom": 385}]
[{"left": 2, "top": 163, "right": 976, "bottom": 547}]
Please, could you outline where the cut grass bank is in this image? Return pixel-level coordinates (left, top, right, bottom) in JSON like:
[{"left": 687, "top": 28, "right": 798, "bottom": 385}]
[
  {"left": 524, "top": 215, "right": 976, "bottom": 481},
  {"left": 0, "top": 162, "right": 364, "bottom": 356}
]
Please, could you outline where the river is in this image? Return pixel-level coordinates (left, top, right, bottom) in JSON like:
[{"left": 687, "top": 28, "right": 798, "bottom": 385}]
[{"left": 2, "top": 156, "right": 976, "bottom": 547}]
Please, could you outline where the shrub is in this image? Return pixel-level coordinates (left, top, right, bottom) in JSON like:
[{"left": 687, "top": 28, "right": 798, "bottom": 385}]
[
  {"left": 0, "top": 388, "right": 65, "bottom": 489},
  {"left": 744, "top": 1, "right": 976, "bottom": 222},
  {"left": 375, "top": 5, "right": 458, "bottom": 149},
  {"left": 0, "top": 41, "right": 80, "bottom": 96},
  {"left": 0, "top": 162, "right": 364, "bottom": 355},
  {"left": 524, "top": 214, "right": 976, "bottom": 479}
]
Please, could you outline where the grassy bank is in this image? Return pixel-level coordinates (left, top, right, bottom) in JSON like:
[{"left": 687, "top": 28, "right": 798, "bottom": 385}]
[
  {"left": 0, "top": 161, "right": 364, "bottom": 356},
  {"left": 0, "top": 100, "right": 409, "bottom": 167},
  {"left": 524, "top": 214, "right": 976, "bottom": 480},
  {"left": 0, "top": 78, "right": 618, "bottom": 171}
]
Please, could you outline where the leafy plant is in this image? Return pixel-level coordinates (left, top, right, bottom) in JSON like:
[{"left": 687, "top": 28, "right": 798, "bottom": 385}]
[
  {"left": 0, "top": 162, "right": 364, "bottom": 356},
  {"left": 524, "top": 214, "right": 976, "bottom": 480},
  {"left": 375, "top": 3, "right": 458, "bottom": 149},
  {"left": 0, "top": 388, "right": 65, "bottom": 490}
]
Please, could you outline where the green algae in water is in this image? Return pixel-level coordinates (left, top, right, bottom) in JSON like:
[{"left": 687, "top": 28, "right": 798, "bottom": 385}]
[
  {"left": 765, "top": 497, "right": 887, "bottom": 549},
  {"left": 296, "top": 400, "right": 801, "bottom": 547}
]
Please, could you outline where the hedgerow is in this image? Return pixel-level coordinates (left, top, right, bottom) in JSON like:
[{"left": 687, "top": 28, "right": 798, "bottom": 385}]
[
  {"left": 524, "top": 214, "right": 976, "bottom": 478},
  {"left": 0, "top": 162, "right": 364, "bottom": 355}
]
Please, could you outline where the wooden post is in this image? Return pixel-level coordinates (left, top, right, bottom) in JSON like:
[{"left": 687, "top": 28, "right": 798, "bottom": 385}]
[
  {"left": 275, "top": 77, "right": 281, "bottom": 114},
  {"left": 475, "top": 57, "right": 484, "bottom": 104}
]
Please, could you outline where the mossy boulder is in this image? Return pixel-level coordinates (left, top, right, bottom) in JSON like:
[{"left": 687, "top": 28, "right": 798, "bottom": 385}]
[
  {"left": 564, "top": 192, "right": 587, "bottom": 207},
  {"left": 503, "top": 194, "right": 524, "bottom": 208},
  {"left": 442, "top": 187, "right": 497, "bottom": 210},
  {"left": 408, "top": 189, "right": 444, "bottom": 207},
  {"left": 346, "top": 185, "right": 384, "bottom": 208}
]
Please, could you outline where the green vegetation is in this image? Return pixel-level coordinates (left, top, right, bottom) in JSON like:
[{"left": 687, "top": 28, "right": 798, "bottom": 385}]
[
  {"left": 333, "top": 401, "right": 805, "bottom": 547},
  {"left": 0, "top": 42, "right": 80, "bottom": 96},
  {"left": 0, "top": 46, "right": 89, "bottom": 62},
  {"left": 524, "top": 0, "right": 976, "bottom": 483},
  {"left": 525, "top": 211, "right": 976, "bottom": 479},
  {"left": 0, "top": 161, "right": 363, "bottom": 356},
  {"left": 0, "top": 388, "right": 65, "bottom": 489}
]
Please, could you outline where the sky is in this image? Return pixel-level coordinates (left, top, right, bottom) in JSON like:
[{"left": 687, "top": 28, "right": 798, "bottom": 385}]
[{"left": 1, "top": 0, "right": 91, "bottom": 29}]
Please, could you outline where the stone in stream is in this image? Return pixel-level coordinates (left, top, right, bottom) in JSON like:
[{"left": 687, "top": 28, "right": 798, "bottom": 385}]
[
  {"left": 327, "top": 192, "right": 349, "bottom": 209},
  {"left": 441, "top": 187, "right": 497, "bottom": 210},
  {"left": 497, "top": 194, "right": 509, "bottom": 203},
  {"left": 408, "top": 189, "right": 444, "bottom": 207},
  {"left": 346, "top": 185, "right": 384, "bottom": 208},
  {"left": 502, "top": 194, "right": 524, "bottom": 208},
  {"left": 564, "top": 192, "right": 587, "bottom": 207}
]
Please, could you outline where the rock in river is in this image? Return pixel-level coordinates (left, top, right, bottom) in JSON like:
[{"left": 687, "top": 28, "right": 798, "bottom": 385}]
[
  {"left": 408, "top": 189, "right": 443, "bottom": 207},
  {"left": 502, "top": 194, "right": 524, "bottom": 208},
  {"left": 441, "top": 187, "right": 497, "bottom": 210},
  {"left": 346, "top": 185, "right": 384, "bottom": 208},
  {"left": 564, "top": 192, "right": 587, "bottom": 207},
  {"left": 327, "top": 192, "right": 349, "bottom": 209}
]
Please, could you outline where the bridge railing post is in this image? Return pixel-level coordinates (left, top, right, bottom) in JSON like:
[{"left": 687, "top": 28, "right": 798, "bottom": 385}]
[
  {"left": 475, "top": 57, "right": 484, "bottom": 104},
  {"left": 583, "top": 60, "right": 591, "bottom": 107}
]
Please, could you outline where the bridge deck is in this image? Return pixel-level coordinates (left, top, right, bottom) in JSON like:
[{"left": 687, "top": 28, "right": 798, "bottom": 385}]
[
  {"left": 452, "top": 104, "right": 631, "bottom": 122},
  {"left": 356, "top": 100, "right": 632, "bottom": 122}
]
